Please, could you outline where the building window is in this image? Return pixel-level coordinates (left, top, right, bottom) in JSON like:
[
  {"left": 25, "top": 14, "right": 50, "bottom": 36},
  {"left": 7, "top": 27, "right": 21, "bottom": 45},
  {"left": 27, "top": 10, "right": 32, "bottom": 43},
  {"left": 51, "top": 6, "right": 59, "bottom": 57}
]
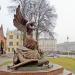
[
  {"left": 12, "top": 48, "right": 14, "bottom": 52},
  {"left": 8, "top": 48, "right": 10, "bottom": 52},
  {"left": 9, "top": 35, "right": 13, "bottom": 39},
  {"left": 9, "top": 42, "right": 13, "bottom": 46},
  {"left": 16, "top": 42, "right": 19, "bottom": 46},
  {"left": 17, "top": 35, "right": 19, "bottom": 39},
  {"left": 11, "top": 32, "right": 12, "bottom": 34}
]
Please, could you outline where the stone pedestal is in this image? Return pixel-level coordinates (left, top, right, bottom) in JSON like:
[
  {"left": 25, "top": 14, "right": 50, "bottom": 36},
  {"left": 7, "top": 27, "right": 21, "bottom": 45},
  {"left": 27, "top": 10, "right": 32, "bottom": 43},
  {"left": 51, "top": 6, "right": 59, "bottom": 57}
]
[{"left": 0, "top": 64, "right": 72, "bottom": 75}]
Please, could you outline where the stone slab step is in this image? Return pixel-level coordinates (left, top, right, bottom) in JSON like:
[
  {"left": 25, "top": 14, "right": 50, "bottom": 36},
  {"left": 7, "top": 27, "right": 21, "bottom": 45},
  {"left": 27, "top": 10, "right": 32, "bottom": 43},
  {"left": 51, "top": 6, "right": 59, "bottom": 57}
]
[
  {"left": 59, "top": 69, "right": 72, "bottom": 75},
  {"left": 0, "top": 64, "right": 64, "bottom": 75}
]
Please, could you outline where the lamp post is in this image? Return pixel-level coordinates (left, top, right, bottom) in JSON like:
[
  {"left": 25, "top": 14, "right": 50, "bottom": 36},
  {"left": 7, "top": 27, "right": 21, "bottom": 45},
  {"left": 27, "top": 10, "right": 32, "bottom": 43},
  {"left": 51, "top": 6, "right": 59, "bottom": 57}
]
[
  {"left": 67, "top": 36, "right": 69, "bottom": 57},
  {"left": 0, "top": 6, "right": 1, "bottom": 10}
]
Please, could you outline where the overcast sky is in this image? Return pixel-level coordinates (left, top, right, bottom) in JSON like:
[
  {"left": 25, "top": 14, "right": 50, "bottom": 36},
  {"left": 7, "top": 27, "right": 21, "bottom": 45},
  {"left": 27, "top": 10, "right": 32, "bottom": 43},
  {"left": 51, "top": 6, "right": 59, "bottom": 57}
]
[{"left": 0, "top": 0, "right": 75, "bottom": 43}]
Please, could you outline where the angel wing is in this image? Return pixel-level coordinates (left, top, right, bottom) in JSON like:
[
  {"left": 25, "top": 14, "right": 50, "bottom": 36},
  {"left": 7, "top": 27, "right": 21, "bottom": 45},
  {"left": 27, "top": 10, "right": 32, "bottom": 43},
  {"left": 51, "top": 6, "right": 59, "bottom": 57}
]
[{"left": 13, "top": 5, "right": 28, "bottom": 32}]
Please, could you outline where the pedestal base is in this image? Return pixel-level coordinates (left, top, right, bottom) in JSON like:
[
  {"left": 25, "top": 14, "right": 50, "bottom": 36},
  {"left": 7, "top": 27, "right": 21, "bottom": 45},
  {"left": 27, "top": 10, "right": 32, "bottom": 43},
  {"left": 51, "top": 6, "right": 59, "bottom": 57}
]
[{"left": 0, "top": 64, "right": 72, "bottom": 75}]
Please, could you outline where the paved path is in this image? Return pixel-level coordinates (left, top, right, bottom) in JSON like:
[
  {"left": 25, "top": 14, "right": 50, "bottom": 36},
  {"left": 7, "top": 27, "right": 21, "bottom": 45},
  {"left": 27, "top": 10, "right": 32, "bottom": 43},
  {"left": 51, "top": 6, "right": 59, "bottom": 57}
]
[{"left": 0, "top": 53, "right": 13, "bottom": 65}]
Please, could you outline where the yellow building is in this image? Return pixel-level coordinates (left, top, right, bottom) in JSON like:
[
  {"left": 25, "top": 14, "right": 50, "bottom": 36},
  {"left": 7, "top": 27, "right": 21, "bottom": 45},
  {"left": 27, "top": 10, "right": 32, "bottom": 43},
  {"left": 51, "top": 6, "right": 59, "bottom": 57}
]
[{"left": 6, "top": 30, "right": 23, "bottom": 53}]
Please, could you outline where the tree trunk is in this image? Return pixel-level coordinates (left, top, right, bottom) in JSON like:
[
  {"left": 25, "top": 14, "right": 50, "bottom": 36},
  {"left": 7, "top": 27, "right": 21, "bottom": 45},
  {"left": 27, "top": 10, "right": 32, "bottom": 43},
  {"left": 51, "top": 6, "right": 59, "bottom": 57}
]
[{"left": 36, "top": 28, "right": 39, "bottom": 50}]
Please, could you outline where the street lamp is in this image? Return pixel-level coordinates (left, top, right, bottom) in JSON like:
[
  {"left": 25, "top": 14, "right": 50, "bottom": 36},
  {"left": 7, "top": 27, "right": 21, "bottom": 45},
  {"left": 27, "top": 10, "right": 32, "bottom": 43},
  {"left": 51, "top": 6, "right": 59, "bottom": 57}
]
[
  {"left": 67, "top": 36, "right": 69, "bottom": 57},
  {"left": 0, "top": 6, "right": 1, "bottom": 10}
]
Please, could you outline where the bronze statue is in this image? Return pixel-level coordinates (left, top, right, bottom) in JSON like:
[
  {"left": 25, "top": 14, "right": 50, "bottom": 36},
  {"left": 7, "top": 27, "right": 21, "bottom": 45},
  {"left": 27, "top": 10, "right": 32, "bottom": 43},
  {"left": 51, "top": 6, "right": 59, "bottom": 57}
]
[{"left": 9, "top": 5, "right": 49, "bottom": 70}]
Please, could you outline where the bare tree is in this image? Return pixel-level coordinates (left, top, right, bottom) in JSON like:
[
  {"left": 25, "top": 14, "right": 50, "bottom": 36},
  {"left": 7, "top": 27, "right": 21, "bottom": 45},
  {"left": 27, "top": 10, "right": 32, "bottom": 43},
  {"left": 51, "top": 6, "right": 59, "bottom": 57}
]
[{"left": 8, "top": 0, "right": 57, "bottom": 41}]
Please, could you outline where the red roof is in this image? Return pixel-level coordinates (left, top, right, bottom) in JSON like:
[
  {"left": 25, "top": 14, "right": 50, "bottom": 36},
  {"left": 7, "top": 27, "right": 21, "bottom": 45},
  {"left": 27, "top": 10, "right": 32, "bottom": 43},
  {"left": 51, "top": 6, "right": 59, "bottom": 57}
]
[{"left": 0, "top": 25, "right": 4, "bottom": 37}]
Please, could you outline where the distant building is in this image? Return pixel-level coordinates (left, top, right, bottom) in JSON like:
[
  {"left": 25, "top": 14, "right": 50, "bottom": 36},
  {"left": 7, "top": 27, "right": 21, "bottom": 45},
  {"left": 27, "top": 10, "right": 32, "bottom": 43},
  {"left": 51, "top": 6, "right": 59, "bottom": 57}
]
[
  {"left": 0, "top": 25, "right": 6, "bottom": 53},
  {"left": 6, "top": 29, "right": 57, "bottom": 52},
  {"left": 38, "top": 38, "right": 57, "bottom": 51},
  {"left": 57, "top": 42, "right": 75, "bottom": 52},
  {"left": 6, "top": 30, "right": 23, "bottom": 53}
]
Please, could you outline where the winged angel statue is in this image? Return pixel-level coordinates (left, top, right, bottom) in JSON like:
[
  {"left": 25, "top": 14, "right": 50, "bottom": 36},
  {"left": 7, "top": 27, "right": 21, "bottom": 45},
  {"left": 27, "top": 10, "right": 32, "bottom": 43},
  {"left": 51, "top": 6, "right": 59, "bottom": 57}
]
[{"left": 8, "top": 5, "right": 49, "bottom": 70}]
